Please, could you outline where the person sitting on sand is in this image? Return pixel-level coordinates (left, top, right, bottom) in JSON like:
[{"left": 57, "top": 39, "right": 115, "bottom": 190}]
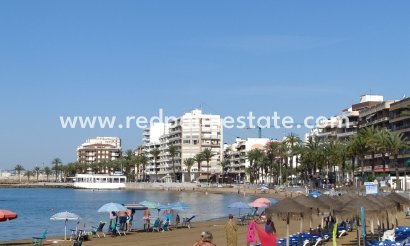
[{"left": 193, "top": 231, "right": 216, "bottom": 246}]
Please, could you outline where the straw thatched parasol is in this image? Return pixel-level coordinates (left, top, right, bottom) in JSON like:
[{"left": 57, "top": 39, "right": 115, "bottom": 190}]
[
  {"left": 293, "top": 195, "right": 331, "bottom": 228},
  {"left": 266, "top": 198, "right": 311, "bottom": 246},
  {"left": 317, "top": 195, "right": 344, "bottom": 211},
  {"left": 386, "top": 192, "right": 410, "bottom": 208}
]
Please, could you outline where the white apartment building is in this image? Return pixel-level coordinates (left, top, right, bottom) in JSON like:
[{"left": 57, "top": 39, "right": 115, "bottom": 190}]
[
  {"left": 77, "top": 137, "right": 122, "bottom": 164},
  {"left": 224, "top": 137, "right": 271, "bottom": 182},
  {"left": 143, "top": 122, "right": 170, "bottom": 144},
  {"left": 137, "top": 109, "right": 223, "bottom": 182}
]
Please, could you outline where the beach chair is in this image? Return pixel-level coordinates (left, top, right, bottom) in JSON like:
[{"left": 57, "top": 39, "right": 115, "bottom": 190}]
[
  {"left": 32, "top": 230, "right": 47, "bottom": 246},
  {"left": 182, "top": 215, "right": 196, "bottom": 229},
  {"left": 91, "top": 221, "right": 106, "bottom": 238},
  {"left": 151, "top": 218, "right": 162, "bottom": 232},
  {"left": 161, "top": 220, "right": 170, "bottom": 231},
  {"left": 116, "top": 223, "right": 127, "bottom": 236}
]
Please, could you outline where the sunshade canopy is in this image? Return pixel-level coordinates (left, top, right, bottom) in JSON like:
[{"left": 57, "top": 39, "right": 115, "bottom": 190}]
[
  {"left": 98, "top": 202, "right": 127, "bottom": 213},
  {"left": 0, "top": 209, "right": 17, "bottom": 222}
]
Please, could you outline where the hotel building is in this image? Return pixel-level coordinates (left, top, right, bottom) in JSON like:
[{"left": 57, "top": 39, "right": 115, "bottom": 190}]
[{"left": 77, "top": 137, "right": 122, "bottom": 164}]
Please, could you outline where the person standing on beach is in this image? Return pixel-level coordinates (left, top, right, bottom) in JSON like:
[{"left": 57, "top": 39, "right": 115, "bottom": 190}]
[
  {"left": 143, "top": 208, "right": 151, "bottom": 231},
  {"left": 264, "top": 218, "right": 276, "bottom": 234},
  {"left": 225, "top": 214, "right": 238, "bottom": 246}
]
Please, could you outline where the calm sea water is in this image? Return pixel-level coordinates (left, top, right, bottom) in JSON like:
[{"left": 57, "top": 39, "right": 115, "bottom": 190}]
[{"left": 0, "top": 188, "right": 255, "bottom": 242}]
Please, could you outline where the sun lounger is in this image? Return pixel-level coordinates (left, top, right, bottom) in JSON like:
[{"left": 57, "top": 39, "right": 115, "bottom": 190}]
[{"left": 32, "top": 230, "right": 47, "bottom": 246}]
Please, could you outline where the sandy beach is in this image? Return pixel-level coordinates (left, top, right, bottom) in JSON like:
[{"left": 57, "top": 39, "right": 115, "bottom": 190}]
[{"left": 3, "top": 210, "right": 409, "bottom": 246}]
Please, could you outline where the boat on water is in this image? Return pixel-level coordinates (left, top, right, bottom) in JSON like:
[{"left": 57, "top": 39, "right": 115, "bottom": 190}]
[{"left": 73, "top": 173, "right": 127, "bottom": 189}]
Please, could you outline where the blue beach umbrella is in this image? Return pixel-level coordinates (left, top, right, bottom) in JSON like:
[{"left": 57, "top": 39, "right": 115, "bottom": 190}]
[
  {"left": 97, "top": 202, "right": 127, "bottom": 213},
  {"left": 228, "top": 202, "right": 252, "bottom": 216}
]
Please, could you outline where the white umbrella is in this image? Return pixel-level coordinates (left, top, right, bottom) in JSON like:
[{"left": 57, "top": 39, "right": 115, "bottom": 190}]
[
  {"left": 97, "top": 202, "right": 127, "bottom": 213},
  {"left": 50, "top": 211, "right": 80, "bottom": 240}
]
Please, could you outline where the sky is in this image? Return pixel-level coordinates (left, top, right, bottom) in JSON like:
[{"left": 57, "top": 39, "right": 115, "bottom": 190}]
[{"left": 0, "top": 1, "right": 409, "bottom": 170}]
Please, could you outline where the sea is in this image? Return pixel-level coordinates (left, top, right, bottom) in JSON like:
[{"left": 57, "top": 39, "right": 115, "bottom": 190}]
[{"left": 0, "top": 188, "right": 256, "bottom": 242}]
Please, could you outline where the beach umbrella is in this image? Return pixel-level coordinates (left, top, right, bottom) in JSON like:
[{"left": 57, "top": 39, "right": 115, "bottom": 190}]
[
  {"left": 169, "top": 202, "right": 190, "bottom": 211},
  {"left": 293, "top": 195, "right": 330, "bottom": 228},
  {"left": 0, "top": 209, "right": 17, "bottom": 222},
  {"left": 228, "top": 202, "right": 251, "bottom": 216},
  {"left": 386, "top": 192, "right": 410, "bottom": 208},
  {"left": 140, "top": 201, "right": 170, "bottom": 216},
  {"left": 50, "top": 211, "right": 80, "bottom": 241},
  {"left": 124, "top": 203, "right": 148, "bottom": 210},
  {"left": 266, "top": 198, "right": 311, "bottom": 246},
  {"left": 97, "top": 202, "right": 127, "bottom": 213},
  {"left": 317, "top": 195, "right": 343, "bottom": 211},
  {"left": 249, "top": 201, "right": 269, "bottom": 208},
  {"left": 253, "top": 197, "right": 277, "bottom": 205},
  {"left": 140, "top": 201, "right": 162, "bottom": 209}
]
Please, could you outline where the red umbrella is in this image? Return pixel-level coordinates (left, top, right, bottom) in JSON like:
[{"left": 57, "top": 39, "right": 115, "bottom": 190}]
[{"left": 0, "top": 209, "right": 18, "bottom": 222}]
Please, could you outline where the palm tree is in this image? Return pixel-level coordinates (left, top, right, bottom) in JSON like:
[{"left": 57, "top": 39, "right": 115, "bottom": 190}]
[
  {"left": 14, "top": 164, "right": 24, "bottom": 182},
  {"left": 150, "top": 148, "right": 161, "bottom": 182},
  {"left": 193, "top": 153, "right": 204, "bottom": 179},
  {"left": 247, "top": 149, "right": 263, "bottom": 184},
  {"left": 43, "top": 166, "right": 52, "bottom": 181},
  {"left": 347, "top": 131, "right": 369, "bottom": 183},
  {"left": 284, "top": 133, "right": 302, "bottom": 172},
  {"left": 138, "top": 153, "right": 149, "bottom": 182},
  {"left": 265, "top": 141, "right": 281, "bottom": 184},
  {"left": 51, "top": 158, "right": 62, "bottom": 182},
  {"left": 33, "top": 166, "right": 41, "bottom": 181},
  {"left": 202, "top": 148, "right": 215, "bottom": 183},
  {"left": 183, "top": 158, "right": 195, "bottom": 182},
  {"left": 219, "top": 159, "right": 230, "bottom": 184},
  {"left": 24, "top": 170, "right": 32, "bottom": 181},
  {"left": 168, "top": 145, "right": 179, "bottom": 182},
  {"left": 123, "top": 149, "right": 135, "bottom": 181},
  {"left": 385, "top": 131, "right": 408, "bottom": 190}
]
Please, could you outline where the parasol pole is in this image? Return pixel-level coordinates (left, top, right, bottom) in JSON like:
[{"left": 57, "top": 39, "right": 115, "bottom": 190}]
[
  {"left": 64, "top": 219, "right": 67, "bottom": 241},
  {"left": 286, "top": 212, "right": 290, "bottom": 246}
]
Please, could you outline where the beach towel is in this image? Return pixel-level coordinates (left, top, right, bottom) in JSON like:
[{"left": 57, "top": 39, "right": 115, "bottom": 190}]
[
  {"left": 255, "top": 223, "right": 276, "bottom": 246},
  {"left": 246, "top": 221, "right": 257, "bottom": 244}
]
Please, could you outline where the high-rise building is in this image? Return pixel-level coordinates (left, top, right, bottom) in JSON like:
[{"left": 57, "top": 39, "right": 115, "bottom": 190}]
[
  {"left": 77, "top": 137, "right": 121, "bottom": 164},
  {"left": 137, "top": 109, "right": 223, "bottom": 182}
]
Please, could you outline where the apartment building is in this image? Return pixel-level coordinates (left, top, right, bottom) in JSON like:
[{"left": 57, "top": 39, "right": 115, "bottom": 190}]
[
  {"left": 77, "top": 137, "right": 121, "bottom": 164},
  {"left": 308, "top": 95, "right": 384, "bottom": 142},
  {"left": 224, "top": 137, "right": 270, "bottom": 182},
  {"left": 137, "top": 109, "right": 223, "bottom": 182}
]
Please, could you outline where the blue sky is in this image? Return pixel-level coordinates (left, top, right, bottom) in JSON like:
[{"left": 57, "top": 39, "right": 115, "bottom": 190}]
[{"left": 1, "top": 1, "right": 409, "bottom": 169}]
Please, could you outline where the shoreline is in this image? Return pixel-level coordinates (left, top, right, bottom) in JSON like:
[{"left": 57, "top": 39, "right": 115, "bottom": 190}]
[{"left": 0, "top": 182, "right": 294, "bottom": 199}]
